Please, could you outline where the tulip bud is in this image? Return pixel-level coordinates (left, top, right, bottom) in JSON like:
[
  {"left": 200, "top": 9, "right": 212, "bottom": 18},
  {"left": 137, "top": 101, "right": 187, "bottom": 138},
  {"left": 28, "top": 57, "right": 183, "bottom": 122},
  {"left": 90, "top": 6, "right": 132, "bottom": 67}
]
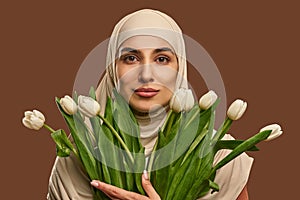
[
  {"left": 227, "top": 99, "right": 247, "bottom": 120},
  {"left": 184, "top": 90, "right": 194, "bottom": 111},
  {"left": 170, "top": 89, "right": 194, "bottom": 112},
  {"left": 260, "top": 124, "right": 283, "bottom": 141},
  {"left": 78, "top": 95, "right": 101, "bottom": 118},
  {"left": 59, "top": 95, "right": 78, "bottom": 115},
  {"left": 199, "top": 90, "right": 218, "bottom": 110},
  {"left": 22, "top": 109, "right": 46, "bottom": 130}
]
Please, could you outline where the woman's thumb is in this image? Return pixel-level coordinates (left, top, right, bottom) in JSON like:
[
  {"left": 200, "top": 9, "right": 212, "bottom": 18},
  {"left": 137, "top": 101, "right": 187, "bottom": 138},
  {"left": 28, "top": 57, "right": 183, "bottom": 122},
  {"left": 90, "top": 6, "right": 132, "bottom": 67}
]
[{"left": 142, "top": 170, "right": 161, "bottom": 200}]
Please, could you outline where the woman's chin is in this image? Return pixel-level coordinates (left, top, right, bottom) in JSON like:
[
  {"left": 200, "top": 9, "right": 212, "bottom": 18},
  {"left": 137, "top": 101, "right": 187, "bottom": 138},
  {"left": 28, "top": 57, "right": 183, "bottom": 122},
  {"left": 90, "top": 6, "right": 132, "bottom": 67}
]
[{"left": 131, "top": 103, "right": 166, "bottom": 114}]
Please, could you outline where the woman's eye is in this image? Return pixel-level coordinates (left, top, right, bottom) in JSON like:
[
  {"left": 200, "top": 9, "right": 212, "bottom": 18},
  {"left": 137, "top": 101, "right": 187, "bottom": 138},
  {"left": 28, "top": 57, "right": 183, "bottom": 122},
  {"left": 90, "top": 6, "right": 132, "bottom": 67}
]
[
  {"left": 156, "top": 56, "right": 170, "bottom": 64},
  {"left": 123, "top": 55, "right": 139, "bottom": 64}
]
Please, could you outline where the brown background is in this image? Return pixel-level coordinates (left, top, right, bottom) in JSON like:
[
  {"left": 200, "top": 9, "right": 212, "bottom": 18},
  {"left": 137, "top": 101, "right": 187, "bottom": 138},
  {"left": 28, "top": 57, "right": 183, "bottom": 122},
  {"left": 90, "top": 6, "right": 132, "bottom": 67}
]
[{"left": 1, "top": 1, "right": 299, "bottom": 199}]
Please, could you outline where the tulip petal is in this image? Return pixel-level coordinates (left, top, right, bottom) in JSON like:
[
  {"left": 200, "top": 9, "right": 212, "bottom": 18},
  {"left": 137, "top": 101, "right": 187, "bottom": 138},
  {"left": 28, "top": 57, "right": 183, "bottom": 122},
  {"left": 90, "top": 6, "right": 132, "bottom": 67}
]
[
  {"left": 33, "top": 109, "right": 45, "bottom": 121},
  {"left": 260, "top": 124, "right": 283, "bottom": 141},
  {"left": 265, "top": 130, "right": 283, "bottom": 141},
  {"left": 24, "top": 111, "right": 33, "bottom": 118},
  {"left": 22, "top": 117, "right": 33, "bottom": 129},
  {"left": 199, "top": 90, "right": 217, "bottom": 110},
  {"left": 236, "top": 102, "right": 247, "bottom": 120},
  {"left": 185, "top": 90, "right": 195, "bottom": 111},
  {"left": 78, "top": 95, "right": 101, "bottom": 117},
  {"left": 60, "top": 95, "right": 78, "bottom": 115},
  {"left": 227, "top": 99, "right": 247, "bottom": 120},
  {"left": 170, "top": 89, "right": 194, "bottom": 112},
  {"left": 30, "top": 115, "right": 44, "bottom": 130}
]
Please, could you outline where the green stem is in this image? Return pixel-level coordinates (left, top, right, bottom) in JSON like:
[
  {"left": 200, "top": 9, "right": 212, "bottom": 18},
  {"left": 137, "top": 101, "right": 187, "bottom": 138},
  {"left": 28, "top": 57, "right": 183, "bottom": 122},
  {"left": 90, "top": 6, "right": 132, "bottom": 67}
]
[
  {"left": 161, "top": 110, "right": 173, "bottom": 133},
  {"left": 147, "top": 140, "right": 158, "bottom": 180},
  {"left": 72, "top": 147, "right": 80, "bottom": 160},
  {"left": 84, "top": 119, "right": 97, "bottom": 146},
  {"left": 209, "top": 130, "right": 271, "bottom": 178},
  {"left": 183, "top": 109, "right": 200, "bottom": 130},
  {"left": 43, "top": 124, "right": 55, "bottom": 133},
  {"left": 212, "top": 117, "right": 232, "bottom": 144},
  {"left": 46, "top": 124, "right": 80, "bottom": 160},
  {"left": 98, "top": 115, "right": 134, "bottom": 163}
]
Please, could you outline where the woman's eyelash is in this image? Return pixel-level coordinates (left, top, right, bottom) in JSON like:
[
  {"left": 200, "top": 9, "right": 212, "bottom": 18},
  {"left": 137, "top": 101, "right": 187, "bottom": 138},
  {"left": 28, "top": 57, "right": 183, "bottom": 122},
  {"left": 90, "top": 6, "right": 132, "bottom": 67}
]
[
  {"left": 121, "top": 55, "right": 141, "bottom": 64},
  {"left": 120, "top": 54, "right": 138, "bottom": 61},
  {"left": 156, "top": 56, "right": 170, "bottom": 63}
]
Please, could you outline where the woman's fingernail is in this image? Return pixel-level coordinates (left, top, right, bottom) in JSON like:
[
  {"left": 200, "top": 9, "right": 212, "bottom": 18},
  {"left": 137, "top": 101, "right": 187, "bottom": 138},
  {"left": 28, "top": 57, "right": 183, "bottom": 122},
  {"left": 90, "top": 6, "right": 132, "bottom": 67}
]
[
  {"left": 90, "top": 180, "right": 99, "bottom": 187},
  {"left": 143, "top": 170, "right": 149, "bottom": 180}
]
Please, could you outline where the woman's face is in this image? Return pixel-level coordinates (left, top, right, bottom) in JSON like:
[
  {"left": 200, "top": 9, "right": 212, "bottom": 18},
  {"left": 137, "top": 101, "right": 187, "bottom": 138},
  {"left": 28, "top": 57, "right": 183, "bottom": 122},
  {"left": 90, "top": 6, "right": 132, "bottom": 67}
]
[{"left": 116, "top": 35, "right": 178, "bottom": 113}]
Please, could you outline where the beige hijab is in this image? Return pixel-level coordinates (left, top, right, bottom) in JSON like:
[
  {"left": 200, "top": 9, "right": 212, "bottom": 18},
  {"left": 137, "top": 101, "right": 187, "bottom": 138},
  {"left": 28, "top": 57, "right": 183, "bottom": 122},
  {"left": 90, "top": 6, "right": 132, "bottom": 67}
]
[{"left": 95, "top": 9, "right": 190, "bottom": 154}]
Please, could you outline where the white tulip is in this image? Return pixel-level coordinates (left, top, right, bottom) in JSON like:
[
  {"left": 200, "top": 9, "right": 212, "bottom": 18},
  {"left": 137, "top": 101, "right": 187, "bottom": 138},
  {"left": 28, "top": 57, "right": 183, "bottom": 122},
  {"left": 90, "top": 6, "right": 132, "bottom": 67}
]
[
  {"left": 170, "top": 89, "right": 194, "bottom": 112},
  {"left": 260, "top": 124, "right": 283, "bottom": 141},
  {"left": 22, "top": 109, "right": 45, "bottom": 130},
  {"left": 170, "top": 89, "right": 184, "bottom": 112},
  {"left": 78, "top": 95, "right": 101, "bottom": 118},
  {"left": 184, "top": 90, "right": 194, "bottom": 111},
  {"left": 227, "top": 99, "right": 247, "bottom": 120},
  {"left": 199, "top": 90, "right": 218, "bottom": 110},
  {"left": 60, "top": 95, "right": 78, "bottom": 115}
]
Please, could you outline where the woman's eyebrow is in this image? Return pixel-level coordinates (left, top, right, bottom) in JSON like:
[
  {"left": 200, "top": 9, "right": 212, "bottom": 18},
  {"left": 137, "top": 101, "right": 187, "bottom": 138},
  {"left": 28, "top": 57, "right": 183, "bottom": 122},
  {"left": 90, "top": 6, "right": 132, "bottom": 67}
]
[
  {"left": 153, "top": 47, "right": 174, "bottom": 54},
  {"left": 117, "top": 47, "right": 174, "bottom": 58},
  {"left": 119, "top": 47, "right": 140, "bottom": 54}
]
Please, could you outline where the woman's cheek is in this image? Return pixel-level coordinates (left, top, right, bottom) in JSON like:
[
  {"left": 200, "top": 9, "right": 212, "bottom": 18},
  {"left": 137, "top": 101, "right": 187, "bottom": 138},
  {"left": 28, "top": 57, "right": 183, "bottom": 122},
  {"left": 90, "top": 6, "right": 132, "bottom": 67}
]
[
  {"left": 117, "top": 67, "right": 139, "bottom": 102},
  {"left": 152, "top": 65, "right": 178, "bottom": 92}
]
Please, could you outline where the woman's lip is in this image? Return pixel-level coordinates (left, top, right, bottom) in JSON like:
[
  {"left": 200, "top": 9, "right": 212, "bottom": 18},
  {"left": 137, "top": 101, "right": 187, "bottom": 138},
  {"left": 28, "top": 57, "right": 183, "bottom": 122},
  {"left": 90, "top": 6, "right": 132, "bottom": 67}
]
[
  {"left": 134, "top": 88, "right": 159, "bottom": 98},
  {"left": 134, "top": 88, "right": 159, "bottom": 92}
]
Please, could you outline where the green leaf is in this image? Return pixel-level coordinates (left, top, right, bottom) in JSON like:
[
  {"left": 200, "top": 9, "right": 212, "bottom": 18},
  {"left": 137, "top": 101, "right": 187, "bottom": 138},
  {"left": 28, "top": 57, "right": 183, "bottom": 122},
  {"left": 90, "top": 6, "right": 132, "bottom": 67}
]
[
  {"left": 179, "top": 105, "right": 213, "bottom": 166},
  {"left": 97, "top": 124, "right": 114, "bottom": 185},
  {"left": 72, "top": 91, "right": 78, "bottom": 104},
  {"left": 215, "top": 140, "right": 259, "bottom": 152},
  {"left": 112, "top": 90, "right": 141, "bottom": 153},
  {"left": 180, "top": 127, "right": 208, "bottom": 165},
  {"left": 89, "top": 86, "right": 97, "bottom": 100},
  {"left": 161, "top": 110, "right": 180, "bottom": 138},
  {"left": 51, "top": 129, "right": 74, "bottom": 157},
  {"left": 164, "top": 150, "right": 196, "bottom": 200},
  {"left": 151, "top": 113, "right": 183, "bottom": 198},
  {"left": 212, "top": 130, "right": 272, "bottom": 172},
  {"left": 134, "top": 147, "right": 146, "bottom": 195},
  {"left": 173, "top": 106, "right": 200, "bottom": 161},
  {"left": 185, "top": 153, "right": 214, "bottom": 199},
  {"left": 198, "top": 100, "right": 218, "bottom": 159},
  {"left": 212, "top": 117, "right": 233, "bottom": 144},
  {"left": 197, "top": 107, "right": 212, "bottom": 136},
  {"left": 97, "top": 98, "right": 130, "bottom": 189},
  {"left": 208, "top": 179, "right": 219, "bottom": 192},
  {"left": 55, "top": 97, "right": 99, "bottom": 180},
  {"left": 146, "top": 134, "right": 161, "bottom": 182},
  {"left": 121, "top": 159, "right": 133, "bottom": 191},
  {"left": 195, "top": 180, "right": 210, "bottom": 199}
]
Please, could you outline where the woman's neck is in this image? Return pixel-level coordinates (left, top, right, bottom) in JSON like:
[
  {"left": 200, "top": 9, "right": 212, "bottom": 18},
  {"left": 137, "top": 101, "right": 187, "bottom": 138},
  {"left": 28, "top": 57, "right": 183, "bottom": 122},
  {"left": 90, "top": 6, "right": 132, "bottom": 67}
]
[{"left": 133, "top": 105, "right": 169, "bottom": 138}]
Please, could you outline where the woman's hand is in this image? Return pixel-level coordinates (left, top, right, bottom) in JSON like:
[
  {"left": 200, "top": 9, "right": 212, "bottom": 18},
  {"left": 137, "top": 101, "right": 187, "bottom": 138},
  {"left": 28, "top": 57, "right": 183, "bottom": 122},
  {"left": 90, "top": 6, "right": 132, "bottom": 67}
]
[
  {"left": 90, "top": 171, "right": 161, "bottom": 200},
  {"left": 236, "top": 185, "right": 249, "bottom": 200}
]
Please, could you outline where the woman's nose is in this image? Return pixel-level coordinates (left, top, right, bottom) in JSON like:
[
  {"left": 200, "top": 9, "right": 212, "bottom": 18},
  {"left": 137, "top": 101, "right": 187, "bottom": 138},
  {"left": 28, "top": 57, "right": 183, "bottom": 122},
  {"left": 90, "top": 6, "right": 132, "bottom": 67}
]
[{"left": 138, "top": 63, "right": 154, "bottom": 83}]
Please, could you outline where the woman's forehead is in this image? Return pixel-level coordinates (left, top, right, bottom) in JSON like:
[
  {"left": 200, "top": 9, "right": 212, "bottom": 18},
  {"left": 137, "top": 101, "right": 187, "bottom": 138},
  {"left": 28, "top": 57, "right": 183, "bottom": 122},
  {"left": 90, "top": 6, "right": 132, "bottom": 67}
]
[{"left": 119, "top": 35, "right": 174, "bottom": 51}]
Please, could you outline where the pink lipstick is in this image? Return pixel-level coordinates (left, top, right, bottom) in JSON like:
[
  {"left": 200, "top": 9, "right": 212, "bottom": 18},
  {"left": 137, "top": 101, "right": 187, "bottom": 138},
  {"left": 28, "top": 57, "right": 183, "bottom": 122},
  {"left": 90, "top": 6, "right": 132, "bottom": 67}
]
[{"left": 134, "top": 87, "right": 159, "bottom": 98}]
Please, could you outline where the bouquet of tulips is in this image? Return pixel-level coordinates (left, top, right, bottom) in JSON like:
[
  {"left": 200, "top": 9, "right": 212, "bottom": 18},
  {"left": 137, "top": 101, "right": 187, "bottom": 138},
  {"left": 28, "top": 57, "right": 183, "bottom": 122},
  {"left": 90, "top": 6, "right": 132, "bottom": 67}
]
[{"left": 22, "top": 87, "right": 283, "bottom": 199}]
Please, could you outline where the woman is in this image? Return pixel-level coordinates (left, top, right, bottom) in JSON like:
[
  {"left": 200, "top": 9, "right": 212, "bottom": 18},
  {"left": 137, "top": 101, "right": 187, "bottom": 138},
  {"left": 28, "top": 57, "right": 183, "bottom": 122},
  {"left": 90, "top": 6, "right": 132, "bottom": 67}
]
[{"left": 47, "top": 9, "right": 253, "bottom": 200}]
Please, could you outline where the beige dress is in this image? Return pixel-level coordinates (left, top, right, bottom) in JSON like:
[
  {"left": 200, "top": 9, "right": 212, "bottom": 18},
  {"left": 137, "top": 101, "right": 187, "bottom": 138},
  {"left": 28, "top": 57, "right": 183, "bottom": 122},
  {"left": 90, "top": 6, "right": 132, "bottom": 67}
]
[{"left": 47, "top": 134, "right": 253, "bottom": 200}]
